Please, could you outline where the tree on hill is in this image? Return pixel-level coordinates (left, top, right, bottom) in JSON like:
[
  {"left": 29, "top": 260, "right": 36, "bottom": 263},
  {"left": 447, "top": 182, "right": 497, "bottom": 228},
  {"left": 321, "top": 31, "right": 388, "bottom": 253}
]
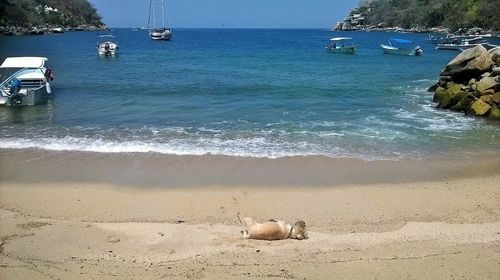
[
  {"left": 0, "top": 0, "right": 103, "bottom": 28},
  {"left": 362, "top": 0, "right": 500, "bottom": 31}
]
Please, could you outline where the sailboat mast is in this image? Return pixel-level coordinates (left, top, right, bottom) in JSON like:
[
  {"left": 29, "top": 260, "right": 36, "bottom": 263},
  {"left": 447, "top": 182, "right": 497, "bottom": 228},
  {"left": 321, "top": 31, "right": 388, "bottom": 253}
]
[
  {"left": 162, "top": 0, "right": 165, "bottom": 28},
  {"left": 152, "top": 0, "right": 156, "bottom": 29},
  {"left": 148, "top": 0, "right": 152, "bottom": 29}
]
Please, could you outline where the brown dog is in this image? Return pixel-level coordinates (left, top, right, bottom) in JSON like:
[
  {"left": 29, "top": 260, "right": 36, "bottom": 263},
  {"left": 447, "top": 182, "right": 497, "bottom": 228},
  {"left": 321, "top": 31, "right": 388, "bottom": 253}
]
[{"left": 241, "top": 217, "right": 308, "bottom": 240}]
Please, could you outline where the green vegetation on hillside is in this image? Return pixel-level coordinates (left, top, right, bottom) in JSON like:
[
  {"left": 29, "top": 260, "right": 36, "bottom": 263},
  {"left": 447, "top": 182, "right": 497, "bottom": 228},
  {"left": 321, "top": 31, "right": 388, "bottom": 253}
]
[
  {"left": 360, "top": 0, "right": 500, "bottom": 31},
  {"left": 0, "top": 0, "right": 103, "bottom": 28}
]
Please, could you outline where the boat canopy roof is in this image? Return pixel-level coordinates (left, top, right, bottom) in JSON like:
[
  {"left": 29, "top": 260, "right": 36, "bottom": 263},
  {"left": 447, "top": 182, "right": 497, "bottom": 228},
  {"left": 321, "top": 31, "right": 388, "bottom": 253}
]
[
  {"left": 330, "top": 37, "right": 352, "bottom": 41},
  {"left": 0, "top": 57, "right": 47, "bottom": 68},
  {"left": 389, "top": 38, "right": 413, "bottom": 44},
  {"left": 98, "top": 34, "right": 116, "bottom": 38}
]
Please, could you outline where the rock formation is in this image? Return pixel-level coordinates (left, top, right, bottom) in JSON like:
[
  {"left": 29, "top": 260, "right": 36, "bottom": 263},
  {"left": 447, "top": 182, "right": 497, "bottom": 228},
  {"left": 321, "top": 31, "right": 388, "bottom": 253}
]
[{"left": 430, "top": 45, "right": 500, "bottom": 119}]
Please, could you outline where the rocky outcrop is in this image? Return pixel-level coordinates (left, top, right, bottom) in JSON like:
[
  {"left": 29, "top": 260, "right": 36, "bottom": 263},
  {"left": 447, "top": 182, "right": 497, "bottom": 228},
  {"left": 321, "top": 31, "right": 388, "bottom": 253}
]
[
  {"left": 430, "top": 45, "right": 500, "bottom": 119},
  {"left": 440, "top": 45, "right": 494, "bottom": 83}
]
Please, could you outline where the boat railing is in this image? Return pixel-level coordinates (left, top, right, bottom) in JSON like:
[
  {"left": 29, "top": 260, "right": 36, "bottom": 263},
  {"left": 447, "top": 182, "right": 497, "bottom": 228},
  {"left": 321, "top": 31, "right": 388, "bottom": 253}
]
[{"left": 0, "top": 67, "right": 47, "bottom": 95}]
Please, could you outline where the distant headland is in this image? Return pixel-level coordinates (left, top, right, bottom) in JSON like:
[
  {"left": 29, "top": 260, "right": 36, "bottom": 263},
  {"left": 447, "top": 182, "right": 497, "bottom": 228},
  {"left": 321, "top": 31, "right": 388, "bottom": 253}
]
[
  {"left": 334, "top": 0, "right": 498, "bottom": 35},
  {"left": 0, "top": 0, "right": 105, "bottom": 35}
]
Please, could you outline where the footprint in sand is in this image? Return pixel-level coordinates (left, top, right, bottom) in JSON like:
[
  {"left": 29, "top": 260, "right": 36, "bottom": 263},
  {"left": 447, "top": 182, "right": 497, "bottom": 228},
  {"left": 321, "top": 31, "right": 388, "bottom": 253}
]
[{"left": 16, "top": 221, "right": 51, "bottom": 230}]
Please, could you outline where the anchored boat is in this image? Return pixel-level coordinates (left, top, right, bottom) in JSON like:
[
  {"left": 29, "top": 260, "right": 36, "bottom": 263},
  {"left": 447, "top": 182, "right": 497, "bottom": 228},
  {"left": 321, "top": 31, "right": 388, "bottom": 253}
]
[
  {"left": 0, "top": 57, "right": 54, "bottom": 106},
  {"left": 325, "top": 37, "right": 358, "bottom": 54},
  {"left": 148, "top": 0, "right": 172, "bottom": 41},
  {"left": 97, "top": 32, "right": 119, "bottom": 56},
  {"left": 381, "top": 39, "right": 423, "bottom": 56}
]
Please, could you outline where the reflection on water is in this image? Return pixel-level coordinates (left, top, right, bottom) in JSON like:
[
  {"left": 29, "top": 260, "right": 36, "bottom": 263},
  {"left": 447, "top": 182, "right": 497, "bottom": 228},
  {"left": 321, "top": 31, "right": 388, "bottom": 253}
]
[{"left": 0, "top": 99, "right": 55, "bottom": 125}]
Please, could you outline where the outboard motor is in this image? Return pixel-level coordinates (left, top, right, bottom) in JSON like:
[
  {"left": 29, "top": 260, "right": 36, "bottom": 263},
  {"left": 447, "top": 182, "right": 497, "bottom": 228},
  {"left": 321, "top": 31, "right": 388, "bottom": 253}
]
[
  {"left": 9, "top": 78, "right": 22, "bottom": 105},
  {"left": 11, "top": 94, "right": 22, "bottom": 105},
  {"left": 415, "top": 46, "right": 423, "bottom": 56}
]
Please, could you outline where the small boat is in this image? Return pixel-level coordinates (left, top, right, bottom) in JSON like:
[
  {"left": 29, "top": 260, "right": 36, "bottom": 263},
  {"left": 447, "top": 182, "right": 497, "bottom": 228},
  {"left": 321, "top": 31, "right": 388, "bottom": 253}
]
[
  {"left": 435, "top": 37, "right": 490, "bottom": 51},
  {"left": 148, "top": 0, "right": 172, "bottom": 41},
  {"left": 0, "top": 57, "right": 54, "bottom": 106},
  {"left": 436, "top": 42, "right": 498, "bottom": 51},
  {"left": 380, "top": 39, "right": 423, "bottom": 56},
  {"left": 51, "top": 27, "right": 64, "bottom": 33},
  {"left": 427, "top": 34, "right": 472, "bottom": 44},
  {"left": 325, "top": 37, "right": 358, "bottom": 54},
  {"left": 435, "top": 42, "right": 481, "bottom": 51},
  {"left": 427, "top": 33, "right": 458, "bottom": 44},
  {"left": 97, "top": 33, "right": 119, "bottom": 56}
]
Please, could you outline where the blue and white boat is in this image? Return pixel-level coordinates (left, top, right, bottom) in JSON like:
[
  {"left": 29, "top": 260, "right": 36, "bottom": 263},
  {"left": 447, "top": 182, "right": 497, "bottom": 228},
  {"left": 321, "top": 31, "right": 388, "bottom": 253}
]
[
  {"left": 381, "top": 39, "right": 423, "bottom": 56},
  {"left": 325, "top": 37, "right": 358, "bottom": 54},
  {"left": 0, "top": 57, "right": 54, "bottom": 106}
]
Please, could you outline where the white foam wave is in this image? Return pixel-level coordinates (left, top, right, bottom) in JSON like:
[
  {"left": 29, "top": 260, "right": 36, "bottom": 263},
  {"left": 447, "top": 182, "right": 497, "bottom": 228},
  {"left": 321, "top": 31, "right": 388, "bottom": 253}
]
[{"left": 0, "top": 136, "right": 405, "bottom": 160}]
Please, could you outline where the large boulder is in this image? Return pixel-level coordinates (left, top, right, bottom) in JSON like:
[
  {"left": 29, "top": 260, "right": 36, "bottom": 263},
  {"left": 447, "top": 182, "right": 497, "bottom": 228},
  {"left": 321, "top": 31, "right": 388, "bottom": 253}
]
[
  {"left": 466, "top": 99, "right": 491, "bottom": 116},
  {"left": 475, "top": 76, "right": 499, "bottom": 93},
  {"left": 446, "top": 82, "right": 464, "bottom": 95},
  {"left": 491, "top": 67, "right": 500, "bottom": 76},
  {"left": 433, "top": 83, "right": 469, "bottom": 109},
  {"left": 441, "top": 45, "right": 494, "bottom": 83},
  {"left": 490, "top": 47, "right": 500, "bottom": 65},
  {"left": 433, "top": 86, "right": 452, "bottom": 108},
  {"left": 480, "top": 94, "right": 493, "bottom": 105},
  {"left": 492, "top": 92, "right": 500, "bottom": 104},
  {"left": 488, "top": 105, "right": 500, "bottom": 119},
  {"left": 450, "top": 91, "right": 474, "bottom": 111}
]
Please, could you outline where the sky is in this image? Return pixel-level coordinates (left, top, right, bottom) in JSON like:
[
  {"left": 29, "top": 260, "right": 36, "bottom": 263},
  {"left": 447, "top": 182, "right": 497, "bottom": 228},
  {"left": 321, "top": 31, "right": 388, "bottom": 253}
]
[{"left": 88, "top": 0, "right": 360, "bottom": 28}]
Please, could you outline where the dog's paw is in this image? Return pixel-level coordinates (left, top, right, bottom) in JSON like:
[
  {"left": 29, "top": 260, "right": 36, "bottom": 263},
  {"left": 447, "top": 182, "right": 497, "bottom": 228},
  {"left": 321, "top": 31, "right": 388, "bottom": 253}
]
[{"left": 241, "top": 230, "right": 250, "bottom": 239}]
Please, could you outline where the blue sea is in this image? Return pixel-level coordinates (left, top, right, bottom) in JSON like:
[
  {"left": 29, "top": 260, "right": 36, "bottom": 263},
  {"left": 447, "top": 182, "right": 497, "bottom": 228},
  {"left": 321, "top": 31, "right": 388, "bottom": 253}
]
[{"left": 1, "top": 29, "right": 499, "bottom": 160}]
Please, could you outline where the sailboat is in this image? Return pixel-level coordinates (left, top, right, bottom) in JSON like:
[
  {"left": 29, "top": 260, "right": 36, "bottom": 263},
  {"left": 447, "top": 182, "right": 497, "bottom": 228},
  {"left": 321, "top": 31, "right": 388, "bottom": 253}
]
[{"left": 148, "top": 0, "right": 172, "bottom": 41}]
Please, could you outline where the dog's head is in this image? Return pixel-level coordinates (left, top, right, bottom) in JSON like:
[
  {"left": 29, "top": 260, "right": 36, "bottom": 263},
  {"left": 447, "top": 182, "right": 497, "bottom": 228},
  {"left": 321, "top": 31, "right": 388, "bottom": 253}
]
[{"left": 291, "top": 220, "right": 308, "bottom": 240}]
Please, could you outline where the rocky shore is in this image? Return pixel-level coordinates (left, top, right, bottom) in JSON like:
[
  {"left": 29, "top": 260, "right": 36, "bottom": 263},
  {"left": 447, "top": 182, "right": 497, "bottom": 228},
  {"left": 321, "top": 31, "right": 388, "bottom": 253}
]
[
  {"left": 429, "top": 45, "right": 500, "bottom": 119},
  {"left": 0, "top": 24, "right": 106, "bottom": 36},
  {"left": 332, "top": 24, "right": 497, "bottom": 37}
]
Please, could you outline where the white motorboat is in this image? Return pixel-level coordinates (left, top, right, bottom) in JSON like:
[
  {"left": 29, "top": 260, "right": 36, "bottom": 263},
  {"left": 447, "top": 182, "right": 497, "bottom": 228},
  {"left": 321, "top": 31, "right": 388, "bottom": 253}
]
[
  {"left": 435, "top": 42, "right": 482, "bottom": 51},
  {"left": 97, "top": 34, "right": 119, "bottom": 56},
  {"left": 381, "top": 39, "right": 423, "bottom": 56},
  {"left": 435, "top": 37, "right": 491, "bottom": 51},
  {"left": 0, "top": 57, "right": 54, "bottom": 106},
  {"left": 325, "top": 37, "right": 358, "bottom": 54},
  {"left": 51, "top": 27, "right": 64, "bottom": 33},
  {"left": 148, "top": 0, "right": 172, "bottom": 41}
]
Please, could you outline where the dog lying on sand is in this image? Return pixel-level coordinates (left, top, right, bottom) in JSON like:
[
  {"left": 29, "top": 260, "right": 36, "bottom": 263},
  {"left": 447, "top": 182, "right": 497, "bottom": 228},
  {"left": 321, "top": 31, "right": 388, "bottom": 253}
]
[{"left": 241, "top": 217, "right": 308, "bottom": 240}]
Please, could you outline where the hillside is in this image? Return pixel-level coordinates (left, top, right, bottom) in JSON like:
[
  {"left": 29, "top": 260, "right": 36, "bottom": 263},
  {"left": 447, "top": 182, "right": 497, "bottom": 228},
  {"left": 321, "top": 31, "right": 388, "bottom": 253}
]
[
  {"left": 0, "top": 0, "right": 103, "bottom": 29},
  {"left": 341, "top": 0, "right": 499, "bottom": 32}
]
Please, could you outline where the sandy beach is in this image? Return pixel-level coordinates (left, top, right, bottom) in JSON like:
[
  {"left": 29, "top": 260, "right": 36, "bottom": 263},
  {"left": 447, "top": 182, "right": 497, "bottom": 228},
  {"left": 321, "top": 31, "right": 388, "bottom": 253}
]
[{"left": 1, "top": 149, "right": 499, "bottom": 279}]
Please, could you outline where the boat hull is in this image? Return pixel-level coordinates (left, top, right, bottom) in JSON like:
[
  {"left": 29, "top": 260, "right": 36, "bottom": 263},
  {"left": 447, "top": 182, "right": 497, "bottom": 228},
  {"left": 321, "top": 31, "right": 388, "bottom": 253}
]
[
  {"left": 381, "top": 44, "right": 418, "bottom": 56},
  {"left": 436, "top": 42, "right": 497, "bottom": 51},
  {"left": 97, "top": 41, "right": 119, "bottom": 56},
  {"left": 0, "top": 85, "right": 51, "bottom": 106},
  {"left": 326, "top": 46, "right": 356, "bottom": 54},
  {"left": 149, "top": 29, "right": 172, "bottom": 41},
  {"left": 435, "top": 44, "right": 477, "bottom": 51}
]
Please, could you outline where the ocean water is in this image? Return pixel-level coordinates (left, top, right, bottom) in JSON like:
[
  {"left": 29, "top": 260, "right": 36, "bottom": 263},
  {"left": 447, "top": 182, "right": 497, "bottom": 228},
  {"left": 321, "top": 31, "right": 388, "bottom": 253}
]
[{"left": 0, "top": 29, "right": 499, "bottom": 160}]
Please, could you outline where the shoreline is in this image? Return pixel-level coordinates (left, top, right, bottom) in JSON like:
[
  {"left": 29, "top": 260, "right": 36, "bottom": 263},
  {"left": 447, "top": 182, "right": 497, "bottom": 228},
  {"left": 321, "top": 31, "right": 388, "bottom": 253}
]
[
  {"left": 1, "top": 148, "right": 499, "bottom": 278},
  {"left": 2, "top": 148, "right": 500, "bottom": 187},
  {"left": 0, "top": 25, "right": 106, "bottom": 36}
]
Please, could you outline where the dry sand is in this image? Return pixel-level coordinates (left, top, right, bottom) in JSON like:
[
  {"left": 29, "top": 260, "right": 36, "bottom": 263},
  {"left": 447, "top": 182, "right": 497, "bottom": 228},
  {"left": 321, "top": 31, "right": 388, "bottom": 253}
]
[{"left": 0, "top": 149, "right": 499, "bottom": 279}]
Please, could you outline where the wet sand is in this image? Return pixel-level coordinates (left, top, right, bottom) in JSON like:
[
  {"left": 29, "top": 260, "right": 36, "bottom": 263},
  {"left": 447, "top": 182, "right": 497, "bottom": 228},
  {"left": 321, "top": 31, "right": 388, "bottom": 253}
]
[
  {"left": 1, "top": 149, "right": 499, "bottom": 279},
  {"left": 1, "top": 149, "right": 500, "bottom": 187}
]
